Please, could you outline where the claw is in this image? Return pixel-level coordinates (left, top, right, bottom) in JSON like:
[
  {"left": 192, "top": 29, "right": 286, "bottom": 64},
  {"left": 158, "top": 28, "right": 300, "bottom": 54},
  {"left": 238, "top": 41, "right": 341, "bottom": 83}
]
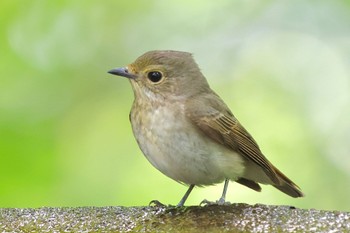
[
  {"left": 217, "top": 197, "right": 231, "bottom": 205},
  {"left": 199, "top": 199, "right": 231, "bottom": 206},
  {"left": 149, "top": 200, "right": 167, "bottom": 207},
  {"left": 200, "top": 199, "right": 215, "bottom": 206}
]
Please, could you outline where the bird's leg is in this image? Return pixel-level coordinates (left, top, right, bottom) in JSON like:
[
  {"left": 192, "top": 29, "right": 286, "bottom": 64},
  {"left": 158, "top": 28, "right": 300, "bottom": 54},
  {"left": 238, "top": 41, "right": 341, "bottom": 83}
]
[
  {"left": 217, "top": 178, "right": 230, "bottom": 205},
  {"left": 149, "top": 184, "right": 195, "bottom": 207},
  {"left": 200, "top": 179, "right": 231, "bottom": 206},
  {"left": 177, "top": 184, "right": 195, "bottom": 207}
]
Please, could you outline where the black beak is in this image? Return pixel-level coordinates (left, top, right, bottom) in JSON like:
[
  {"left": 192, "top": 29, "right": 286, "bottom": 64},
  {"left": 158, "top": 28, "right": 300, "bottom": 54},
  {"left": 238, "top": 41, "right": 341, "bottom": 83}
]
[{"left": 108, "top": 67, "right": 136, "bottom": 79}]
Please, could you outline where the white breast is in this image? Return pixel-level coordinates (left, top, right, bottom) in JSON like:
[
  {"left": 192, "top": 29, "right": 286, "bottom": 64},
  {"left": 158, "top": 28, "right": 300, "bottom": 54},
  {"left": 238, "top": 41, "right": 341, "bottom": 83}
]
[{"left": 130, "top": 101, "right": 245, "bottom": 186}]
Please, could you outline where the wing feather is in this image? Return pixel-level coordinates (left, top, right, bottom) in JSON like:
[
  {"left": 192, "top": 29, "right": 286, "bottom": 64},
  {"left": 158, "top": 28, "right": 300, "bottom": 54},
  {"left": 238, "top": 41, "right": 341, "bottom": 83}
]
[
  {"left": 186, "top": 94, "right": 280, "bottom": 184},
  {"left": 185, "top": 92, "right": 303, "bottom": 197}
]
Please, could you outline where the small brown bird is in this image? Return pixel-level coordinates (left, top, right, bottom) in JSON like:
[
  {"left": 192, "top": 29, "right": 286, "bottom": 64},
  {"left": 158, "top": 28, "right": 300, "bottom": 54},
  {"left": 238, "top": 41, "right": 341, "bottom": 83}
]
[{"left": 108, "top": 50, "right": 304, "bottom": 207}]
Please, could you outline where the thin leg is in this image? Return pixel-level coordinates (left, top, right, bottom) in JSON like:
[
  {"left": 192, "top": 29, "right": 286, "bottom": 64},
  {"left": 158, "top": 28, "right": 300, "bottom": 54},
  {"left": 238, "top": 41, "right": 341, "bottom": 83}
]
[
  {"left": 177, "top": 184, "right": 195, "bottom": 207},
  {"left": 217, "top": 179, "right": 229, "bottom": 204},
  {"left": 200, "top": 179, "right": 231, "bottom": 206}
]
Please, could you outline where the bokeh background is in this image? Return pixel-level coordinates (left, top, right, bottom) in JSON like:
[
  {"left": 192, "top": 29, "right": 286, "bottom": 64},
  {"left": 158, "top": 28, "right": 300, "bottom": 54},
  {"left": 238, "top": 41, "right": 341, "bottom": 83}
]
[{"left": 1, "top": 1, "right": 350, "bottom": 211}]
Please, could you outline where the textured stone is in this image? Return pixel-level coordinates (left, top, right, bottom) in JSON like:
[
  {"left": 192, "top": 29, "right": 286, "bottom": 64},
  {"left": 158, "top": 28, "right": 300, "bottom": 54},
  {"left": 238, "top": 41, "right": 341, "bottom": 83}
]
[{"left": 0, "top": 204, "right": 349, "bottom": 232}]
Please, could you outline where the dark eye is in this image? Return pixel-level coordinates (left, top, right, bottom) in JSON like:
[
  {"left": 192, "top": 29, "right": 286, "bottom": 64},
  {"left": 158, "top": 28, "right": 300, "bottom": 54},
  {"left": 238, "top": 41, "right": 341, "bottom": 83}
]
[{"left": 147, "top": 71, "right": 163, "bottom": 83}]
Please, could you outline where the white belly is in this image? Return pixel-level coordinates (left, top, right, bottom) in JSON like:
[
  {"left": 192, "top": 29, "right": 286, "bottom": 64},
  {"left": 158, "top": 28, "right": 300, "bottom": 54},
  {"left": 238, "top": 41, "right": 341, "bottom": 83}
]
[{"left": 130, "top": 103, "right": 245, "bottom": 185}]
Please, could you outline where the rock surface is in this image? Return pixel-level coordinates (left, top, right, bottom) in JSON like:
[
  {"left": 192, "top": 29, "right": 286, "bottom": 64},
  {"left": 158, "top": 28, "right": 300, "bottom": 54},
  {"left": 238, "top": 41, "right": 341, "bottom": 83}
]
[{"left": 0, "top": 203, "right": 349, "bottom": 232}]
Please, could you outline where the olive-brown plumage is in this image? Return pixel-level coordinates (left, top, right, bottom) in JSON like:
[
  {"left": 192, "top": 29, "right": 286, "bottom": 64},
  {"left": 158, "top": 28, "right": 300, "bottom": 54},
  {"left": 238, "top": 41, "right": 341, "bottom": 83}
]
[{"left": 108, "top": 50, "right": 304, "bottom": 206}]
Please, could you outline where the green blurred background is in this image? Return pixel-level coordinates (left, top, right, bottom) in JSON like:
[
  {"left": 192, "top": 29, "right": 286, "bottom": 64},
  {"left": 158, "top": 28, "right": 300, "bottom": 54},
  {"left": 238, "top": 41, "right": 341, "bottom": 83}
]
[{"left": 1, "top": 1, "right": 350, "bottom": 211}]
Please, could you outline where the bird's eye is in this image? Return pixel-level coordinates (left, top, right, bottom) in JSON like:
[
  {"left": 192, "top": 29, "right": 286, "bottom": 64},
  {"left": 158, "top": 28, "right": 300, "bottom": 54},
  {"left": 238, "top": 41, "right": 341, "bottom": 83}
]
[{"left": 147, "top": 71, "right": 163, "bottom": 83}]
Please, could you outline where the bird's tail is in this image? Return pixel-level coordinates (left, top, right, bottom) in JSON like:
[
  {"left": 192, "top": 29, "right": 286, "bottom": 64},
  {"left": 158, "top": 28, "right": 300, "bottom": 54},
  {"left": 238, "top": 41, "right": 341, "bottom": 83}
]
[{"left": 273, "top": 166, "right": 304, "bottom": 198}]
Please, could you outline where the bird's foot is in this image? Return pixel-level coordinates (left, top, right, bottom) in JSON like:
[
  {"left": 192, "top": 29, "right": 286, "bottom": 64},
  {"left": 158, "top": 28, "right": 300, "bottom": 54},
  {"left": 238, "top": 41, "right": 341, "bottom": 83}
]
[
  {"left": 149, "top": 200, "right": 167, "bottom": 207},
  {"left": 200, "top": 198, "right": 231, "bottom": 206},
  {"left": 149, "top": 200, "right": 175, "bottom": 208}
]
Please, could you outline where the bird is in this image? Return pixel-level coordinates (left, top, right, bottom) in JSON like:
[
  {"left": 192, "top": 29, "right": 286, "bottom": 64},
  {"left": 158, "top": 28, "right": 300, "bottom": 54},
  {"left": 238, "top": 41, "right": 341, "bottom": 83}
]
[{"left": 108, "top": 50, "right": 304, "bottom": 207}]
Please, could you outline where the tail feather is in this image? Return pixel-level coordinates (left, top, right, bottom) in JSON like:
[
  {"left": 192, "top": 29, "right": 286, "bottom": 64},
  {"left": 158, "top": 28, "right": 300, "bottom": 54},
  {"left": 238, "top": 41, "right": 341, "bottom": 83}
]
[
  {"left": 236, "top": 178, "right": 262, "bottom": 192},
  {"left": 239, "top": 159, "right": 304, "bottom": 197},
  {"left": 273, "top": 166, "right": 304, "bottom": 198},
  {"left": 273, "top": 182, "right": 304, "bottom": 197}
]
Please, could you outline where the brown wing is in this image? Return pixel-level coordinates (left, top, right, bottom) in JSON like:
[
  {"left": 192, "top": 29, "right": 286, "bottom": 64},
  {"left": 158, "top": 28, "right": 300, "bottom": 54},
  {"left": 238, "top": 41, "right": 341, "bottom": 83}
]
[
  {"left": 186, "top": 94, "right": 280, "bottom": 185},
  {"left": 187, "top": 104, "right": 280, "bottom": 184},
  {"left": 185, "top": 92, "right": 304, "bottom": 197}
]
